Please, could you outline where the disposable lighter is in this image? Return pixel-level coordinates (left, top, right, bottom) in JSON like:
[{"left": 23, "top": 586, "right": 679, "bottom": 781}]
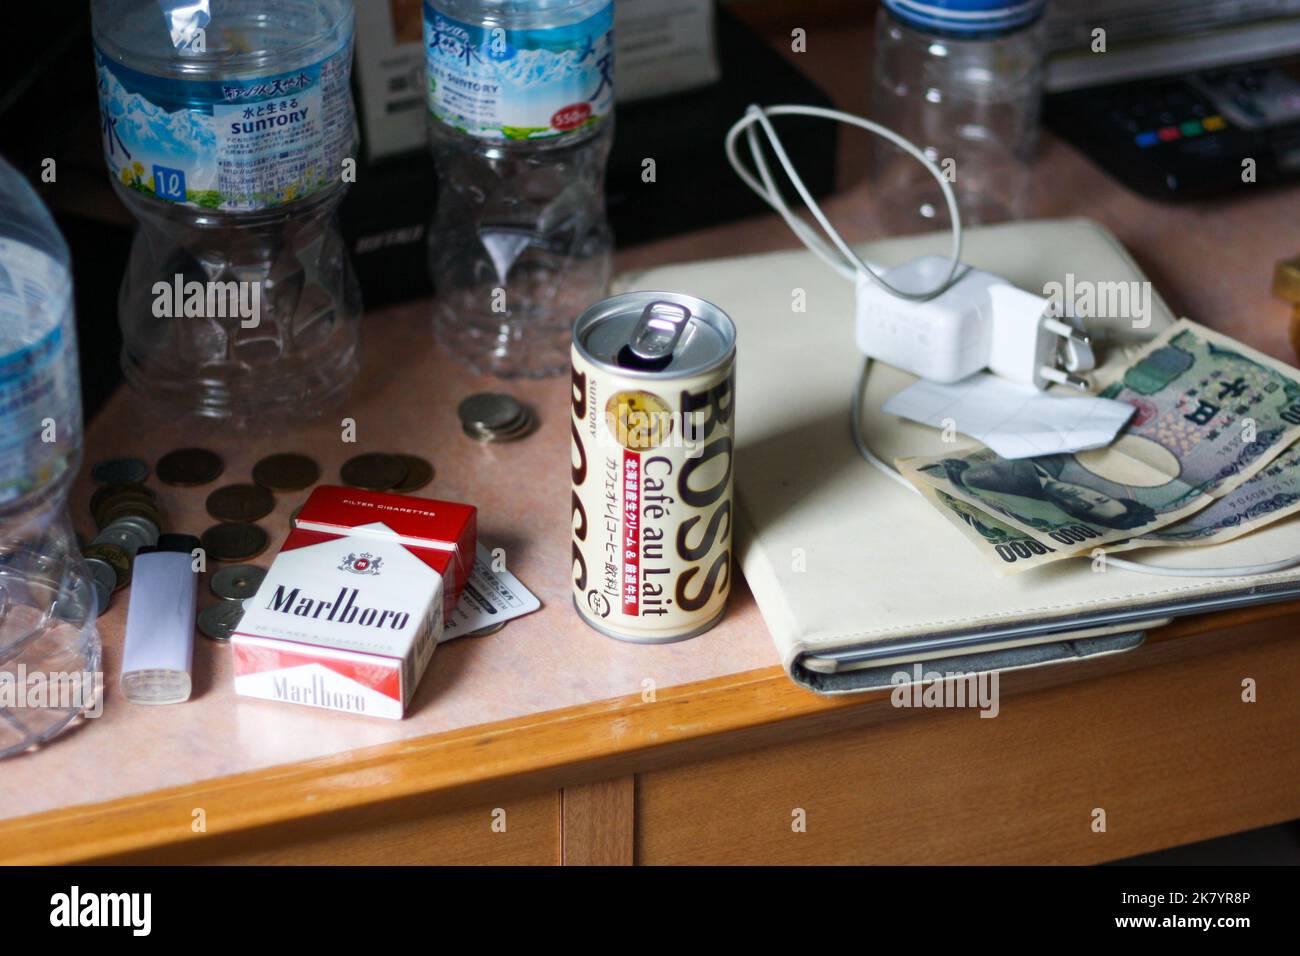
[{"left": 120, "top": 534, "right": 200, "bottom": 705}]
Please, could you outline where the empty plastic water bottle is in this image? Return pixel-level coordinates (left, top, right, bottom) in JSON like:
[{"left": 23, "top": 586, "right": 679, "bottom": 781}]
[
  {"left": 0, "top": 155, "right": 102, "bottom": 758},
  {"left": 91, "top": 0, "right": 362, "bottom": 422},
  {"left": 424, "top": 0, "right": 615, "bottom": 378}
]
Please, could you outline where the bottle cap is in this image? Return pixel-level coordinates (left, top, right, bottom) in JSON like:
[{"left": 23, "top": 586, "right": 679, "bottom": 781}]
[{"left": 882, "top": 0, "right": 1047, "bottom": 37}]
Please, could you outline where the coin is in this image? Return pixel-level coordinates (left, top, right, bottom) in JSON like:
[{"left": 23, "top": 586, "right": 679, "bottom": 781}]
[
  {"left": 458, "top": 392, "right": 524, "bottom": 432},
  {"left": 198, "top": 601, "right": 245, "bottom": 642},
  {"left": 210, "top": 563, "right": 267, "bottom": 601},
  {"left": 205, "top": 483, "right": 275, "bottom": 523},
  {"left": 391, "top": 454, "right": 435, "bottom": 493},
  {"left": 82, "top": 542, "right": 131, "bottom": 591},
  {"left": 96, "top": 499, "right": 164, "bottom": 532},
  {"left": 93, "top": 515, "right": 159, "bottom": 557},
  {"left": 340, "top": 453, "right": 407, "bottom": 490},
  {"left": 90, "top": 457, "right": 150, "bottom": 485},
  {"left": 109, "top": 513, "right": 161, "bottom": 544},
  {"left": 201, "top": 522, "right": 269, "bottom": 562},
  {"left": 90, "top": 481, "right": 156, "bottom": 518},
  {"left": 468, "top": 620, "right": 506, "bottom": 636},
  {"left": 463, "top": 406, "right": 535, "bottom": 442},
  {"left": 91, "top": 577, "right": 112, "bottom": 617},
  {"left": 252, "top": 453, "right": 321, "bottom": 492},
  {"left": 84, "top": 556, "right": 119, "bottom": 594},
  {"left": 156, "top": 447, "right": 224, "bottom": 487}
]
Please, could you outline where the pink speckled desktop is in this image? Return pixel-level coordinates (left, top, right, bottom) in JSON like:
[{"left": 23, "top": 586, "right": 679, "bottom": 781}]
[{"left": 4, "top": 15, "right": 1298, "bottom": 823}]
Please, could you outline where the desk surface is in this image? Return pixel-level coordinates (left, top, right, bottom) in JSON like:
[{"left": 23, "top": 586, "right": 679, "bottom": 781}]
[{"left": 3, "top": 13, "right": 1299, "bottom": 850}]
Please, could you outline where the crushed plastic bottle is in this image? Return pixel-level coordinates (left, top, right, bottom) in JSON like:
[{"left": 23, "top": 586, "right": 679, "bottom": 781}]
[
  {"left": 91, "top": 0, "right": 362, "bottom": 423},
  {"left": 424, "top": 0, "right": 615, "bottom": 378},
  {"left": 0, "top": 155, "right": 102, "bottom": 759}
]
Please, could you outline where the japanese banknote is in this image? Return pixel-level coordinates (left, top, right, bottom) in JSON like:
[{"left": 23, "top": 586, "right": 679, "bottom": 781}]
[{"left": 898, "top": 319, "right": 1300, "bottom": 573}]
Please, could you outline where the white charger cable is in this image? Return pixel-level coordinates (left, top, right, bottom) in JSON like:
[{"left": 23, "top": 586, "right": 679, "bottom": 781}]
[
  {"left": 725, "top": 104, "right": 1093, "bottom": 389},
  {"left": 727, "top": 103, "right": 1300, "bottom": 579}
]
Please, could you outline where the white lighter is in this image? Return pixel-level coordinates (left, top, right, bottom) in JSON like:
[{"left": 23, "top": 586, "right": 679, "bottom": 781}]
[{"left": 120, "top": 533, "right": 200, "bottom": 705}]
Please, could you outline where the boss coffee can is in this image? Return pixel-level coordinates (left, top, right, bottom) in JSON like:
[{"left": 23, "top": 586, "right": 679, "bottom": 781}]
[{"left": 570, "top": 291, "right": 736, "bottom": 643}]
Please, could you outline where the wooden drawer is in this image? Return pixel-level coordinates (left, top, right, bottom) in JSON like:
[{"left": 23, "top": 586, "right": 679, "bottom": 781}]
[
  {"left": 104, "top": 790, "right": 560, "bottom": 865},
  {"left": 635, "top": 621, "right": 1300, "bottom": 864}
]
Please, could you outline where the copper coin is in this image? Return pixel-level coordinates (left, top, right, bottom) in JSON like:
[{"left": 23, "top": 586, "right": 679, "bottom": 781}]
[
  {"left": 340, "top": 453, "right": 407, "bottom": 491},
  {"left": 82, "top": 542, "right": 131, "bottom": 591},
  {"left": 391, "top": 455, "right": 434, "bottom": 493},
  {"left": 205, "top": 484, "right": 275, "bottom": 523},
  {"left": 156, "top": 447, "right": 224, "bottom": 487},
  {"left": 201, "top": 523, "right": 269, "bottom": 562},
  {"left": 252, "top": 453, "right": 321, "bottom": 492}
]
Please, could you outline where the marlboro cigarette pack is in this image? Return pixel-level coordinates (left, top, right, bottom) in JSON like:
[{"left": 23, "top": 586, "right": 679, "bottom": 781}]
[{"left": 232, "top": 485, "right": 476, "bottom": 719}]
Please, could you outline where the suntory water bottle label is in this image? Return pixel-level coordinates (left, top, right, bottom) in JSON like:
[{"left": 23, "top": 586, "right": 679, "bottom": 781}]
[
  {"left": 232, "top": 486, "right": 476, "bottom": 719},
  {"left": 93, "top": 40, "right": 355, "bottom": 211},
  {"left": 423, "top": 1, "right": 614, "bottom": 141}
]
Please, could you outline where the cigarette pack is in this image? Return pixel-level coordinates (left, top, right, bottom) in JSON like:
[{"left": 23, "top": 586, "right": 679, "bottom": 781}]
[{"left": 232, "top": 485, "right": 476, "bottom": 719}]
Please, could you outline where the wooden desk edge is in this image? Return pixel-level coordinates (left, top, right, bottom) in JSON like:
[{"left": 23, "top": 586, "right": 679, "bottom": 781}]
[{"left": 3, "top": 599, "right": 1297, "bottom": 864}]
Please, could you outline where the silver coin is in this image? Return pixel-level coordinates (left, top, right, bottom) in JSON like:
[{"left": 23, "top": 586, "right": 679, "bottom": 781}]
[
  {"left": 458, "top": 393, "right": 524, "bottom": 431},
  {"left": 198, "top": 601, "right": 245, "bottom": 642},
  {"left": 84, "top": 556, "right": 119, "bottom": 593},
  {"left": 210, "top": 564, "right": 267, "bottom": 601},
  {"left": 463, "top": 408, "right": 534, "bottom": 442},
  {"left": 94, "top": 515, "right": 160, "bottom": 555},
  {"left": 93, "top": 523, "right": 149, "bottom": 558},
  {"left": 91, "top": 457, "right": 150, "bottom": 485},
  {"left": 468, "top": 620, "right": 506, "bottom": 636},
  {"left": 91, "top": 577, "right": 112, "bottom": 618}
]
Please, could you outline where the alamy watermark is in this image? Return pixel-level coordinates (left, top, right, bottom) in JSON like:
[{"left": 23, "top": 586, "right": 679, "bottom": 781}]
[
  {"left": 152, "top": 273, "right": 261, "bottom": 328},
  {"left": 890, "top": 664, "right": 1000, "bottom": 718},
  {"left": 0, "top": 665, "right": 103, "bottom": 718},
  {"left": 1043, "top": 273, "right": 1152, "bottom": 330}
]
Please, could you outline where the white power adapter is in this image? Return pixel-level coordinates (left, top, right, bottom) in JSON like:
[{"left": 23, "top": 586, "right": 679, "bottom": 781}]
[{"left": 855, "top": 255, "right": 1095, "bottom": 390}]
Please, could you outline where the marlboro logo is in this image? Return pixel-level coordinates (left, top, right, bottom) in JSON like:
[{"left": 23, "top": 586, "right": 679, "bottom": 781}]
[
  {"left": 339, "top": 552, "right": 383, "bottom": 575},
  {"left": 266, "top": 584, "right": 410, "bottom": 631}
]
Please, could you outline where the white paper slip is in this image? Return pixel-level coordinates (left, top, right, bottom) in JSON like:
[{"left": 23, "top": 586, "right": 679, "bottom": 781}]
[
  {"left": 882, "top": 372, "right": 1136, "bottom": 459},
  {"left": 439, "top": 543, "right": 541, "bottom": 642}
]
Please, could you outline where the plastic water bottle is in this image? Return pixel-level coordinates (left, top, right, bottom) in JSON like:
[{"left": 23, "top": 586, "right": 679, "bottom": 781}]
[
  {"left": 91, "top": 0, "right": 362, "bottom": 423},
  {"left": 424, "top": 0, "right": 615, "bottom": 378},
  {"left": 0, "top": 155, "right": 102, "bottom": 758},
  {"left": 871, "top": 0, "right": 1047, "bottom": 234}
]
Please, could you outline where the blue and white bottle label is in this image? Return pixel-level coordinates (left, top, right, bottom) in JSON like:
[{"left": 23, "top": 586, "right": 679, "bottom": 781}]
[
  {"left": 423, "top": 2, "right": 614, "bottom": 140},
  {"left": 94, "top": 42, "right": 355, "bottom": 211},
  {"left": 0, "top": 239, "right": 79, "bottom": 506}
]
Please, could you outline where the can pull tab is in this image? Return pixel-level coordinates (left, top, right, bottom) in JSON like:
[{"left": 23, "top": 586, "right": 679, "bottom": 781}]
[{"left": 617, "top": 301, "right": 692, "bottom": 371}]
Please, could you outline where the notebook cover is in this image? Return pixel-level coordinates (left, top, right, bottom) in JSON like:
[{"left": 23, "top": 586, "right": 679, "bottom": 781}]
[{"left": 615, "top": 218, "right": 1300, "bottom": 690}]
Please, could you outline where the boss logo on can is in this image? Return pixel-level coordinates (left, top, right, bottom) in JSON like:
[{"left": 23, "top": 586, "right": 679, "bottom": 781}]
[{"left": 571, "top": 293, "right": 737, "bottom": 643}]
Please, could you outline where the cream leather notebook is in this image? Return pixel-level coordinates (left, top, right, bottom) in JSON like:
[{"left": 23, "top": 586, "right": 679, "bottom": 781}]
[{"left": 616, "top": 218, "right": 1300, "bottom": 693}]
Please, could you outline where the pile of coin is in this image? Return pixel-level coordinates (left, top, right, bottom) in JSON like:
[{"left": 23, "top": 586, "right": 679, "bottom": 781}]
[
  {"left": 339, "top": 452, "right": 435, "bottom": 492},
  {"left": 199, "top": 563, "right": 267, "bottom": 642},
  {"left": 84, "top": 461, "right": 163, "bottom": 615},
  {"left": 458, "top": 392, "right": 535, "bottom": 443}
]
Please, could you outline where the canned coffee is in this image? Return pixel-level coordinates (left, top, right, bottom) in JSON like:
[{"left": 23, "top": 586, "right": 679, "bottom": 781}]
[{"left": 570, "top": 291, "right": 736, "bottom": 643}]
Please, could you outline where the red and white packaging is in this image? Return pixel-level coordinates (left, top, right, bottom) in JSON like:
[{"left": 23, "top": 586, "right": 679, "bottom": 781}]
[{"left": 232, "top": 485, "right": 476, "bottom": 719}]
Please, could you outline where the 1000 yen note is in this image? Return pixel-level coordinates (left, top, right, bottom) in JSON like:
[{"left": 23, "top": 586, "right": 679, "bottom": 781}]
[
  {"left": 897, "top": 448, "right": 1207, "bottom": 561},
  {"left": 910, "top": 481, "right": 1076, "bottom": 575},
  {"left": 898, "top": 319, "right": 1300, "bottom": 568}
]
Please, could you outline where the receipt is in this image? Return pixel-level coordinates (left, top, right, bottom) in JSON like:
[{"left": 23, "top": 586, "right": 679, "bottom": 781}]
[
  {"left": 883, "top": 372, "right": 1135, "bottom": 460},
  {"left": 440, "top": 543, "right": 541, "bottom": 641}
]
